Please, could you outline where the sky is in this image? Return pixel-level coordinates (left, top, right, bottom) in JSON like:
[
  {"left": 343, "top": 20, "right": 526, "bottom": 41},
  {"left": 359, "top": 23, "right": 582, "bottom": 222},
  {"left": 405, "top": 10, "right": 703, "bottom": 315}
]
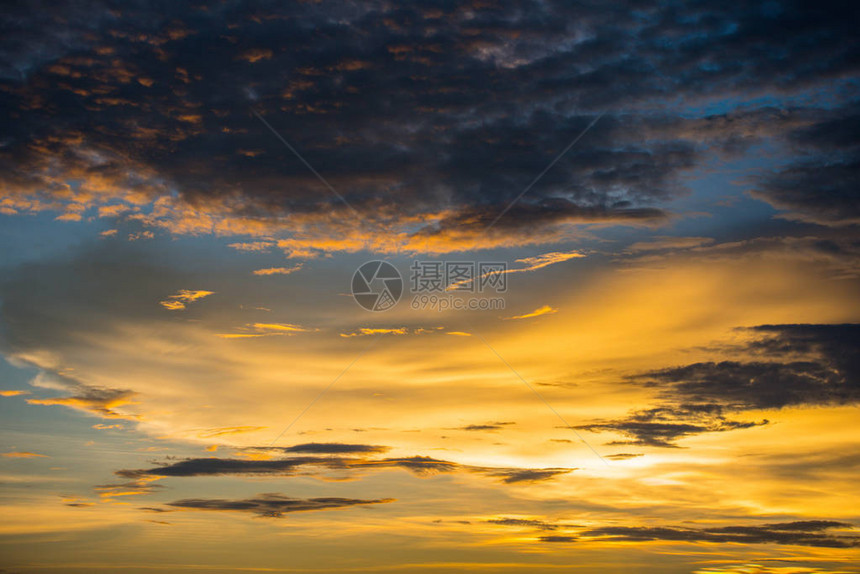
[{"left": 0, "top": 1, "right": 859, "bottom": 572}]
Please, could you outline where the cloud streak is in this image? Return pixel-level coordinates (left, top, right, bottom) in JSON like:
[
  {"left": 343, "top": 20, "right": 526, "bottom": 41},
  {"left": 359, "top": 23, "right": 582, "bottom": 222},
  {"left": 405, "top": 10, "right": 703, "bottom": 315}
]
[{"left": 166, "top": 493, "right": 394, "bottom": 518}]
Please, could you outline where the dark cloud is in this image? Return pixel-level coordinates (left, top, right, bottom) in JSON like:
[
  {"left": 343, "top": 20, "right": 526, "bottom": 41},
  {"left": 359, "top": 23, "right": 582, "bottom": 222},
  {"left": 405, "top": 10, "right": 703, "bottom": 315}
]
[
  {"left": 580, "top": 521, "right": 858, "bottom": 548},
  {"left": 604, "top": 453, "right": 643, "bottom": 461},
  {"left": 26, "top": 385, "right": 138, "bottom": 420},
  {"left": 539, "top": 535, "right": 578, "bottom": 543},
  {"left": 623, "top": 235, "right": 860, "bottom": 280},
  {"left": 488, "top": 468, "right": 572, "bottom": 484},
  {"left": 117, "top": 457, "right": 315, "bottom": 479},
  {"left": 577, "top": 408, "right": 767, "bottom": 448},
  {"left": 751, "top": 105, "right": 860, "bottom": 226},
  {"left": 454, "top": 422, "right": 515, "bottom": 431},
  {"left": 1, "top": 1, "right": 857, "bottom": 250},
  {"left": 278, "top": 443, "right": 389, "bottom": 454},
  {"left": 487, "top": 518, "right": 561, "bottom": 531},
  {"left": 579, "top": 324, "right": 859, "bottom": 447},
  {"left": 642, "top": 324, "right": 860, "bottom": 410},
  {"left": 166, "top": 493, "right": 394, "bottom": 518},
  {"left": 491, "top": 517, "right": 860, "bottom": 548},
  {"left": 115, "top": 451, "right": 574, "bottom": 485},
  {"left": 744, "top": 448, "right": 860, "bottom": 483}
]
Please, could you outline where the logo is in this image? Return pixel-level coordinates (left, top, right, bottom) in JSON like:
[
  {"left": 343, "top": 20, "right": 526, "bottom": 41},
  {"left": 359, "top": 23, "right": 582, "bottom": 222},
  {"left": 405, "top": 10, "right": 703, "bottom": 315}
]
[{"left": 351, "top": 261, "right": 403, "bottom": 311}]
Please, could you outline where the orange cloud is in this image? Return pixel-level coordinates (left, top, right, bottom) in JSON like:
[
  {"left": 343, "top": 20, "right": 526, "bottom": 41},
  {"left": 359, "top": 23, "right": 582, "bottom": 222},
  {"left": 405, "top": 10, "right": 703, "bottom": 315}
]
[
  {"left": 340, "top": 327, "right": 408, "bottom": 338},
  {"left": 0, "top": 390, "right": 29, "bottom": 397},
  {"left": 505, "top": 305, "right": 558, "bottom": 320},
  {"left": 217, "top": 322, "right": 313, "bottom": 338},
  {"left": 196, "top": 426, "right": 267, "bottom": 439},
  {"left": 159, "top": 289, "right": 214, "bottom": 311},
  {"left": 228, "top": 241, "right": 275, "bottom": 252},
  {"left": 252, "top": 264, "right": 303, "bottom": 276},
  {"left": 238, "top": 49, "right": 273, "bottom": 63},
  {"left": 27, "top": 389, "right": 138, "bottom": 420},
  {"left": 514, "top": 251, "right": 586, "bottom": 272},
  {"left": 447, "top": 249, "right": 586, "bottom": 290},
  {"left": 2, "top": 452, "right": 47, "bottom": 458},
  {"left": 252, "top": 323, "right": 310, "bottom": 333}
]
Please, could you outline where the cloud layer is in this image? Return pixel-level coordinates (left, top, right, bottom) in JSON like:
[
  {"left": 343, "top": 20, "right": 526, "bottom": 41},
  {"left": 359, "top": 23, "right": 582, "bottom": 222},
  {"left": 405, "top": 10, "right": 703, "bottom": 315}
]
[{"left": 1, "top": 1, "right": 857, "bottom": 256}]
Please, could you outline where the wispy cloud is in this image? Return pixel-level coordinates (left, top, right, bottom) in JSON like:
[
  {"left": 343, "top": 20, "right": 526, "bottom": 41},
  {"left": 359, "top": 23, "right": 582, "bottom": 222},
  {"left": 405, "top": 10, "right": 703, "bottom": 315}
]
[
  {"left": 541, "top": 521, "right": 860, "bottom": 549},
  {"left": 627, "top": 236, "right": 715, "bottom": 252},
  {"left": 115, "top": 449, "right": 576, "bottom": 488},
  {"left": 514, "top": 251, "right": 586, "bottom": 272},
  {"left": 1, "top": 452, "right": 47, "bottom": 458},
  {"left": 228, "top": 242, "right": 275, "bottom": 252},
  {"left": 505, "top": 305, "right": 558, "bottom": 320},
  {"left": 27, "top": 387, "right": 138, "bottom": 420},
  {"left": 217, "top": 322, "right": 313, "bottom": 339},
  {"left": 166, "top": 493, "right": 393, "bottom": 518},
  {"left": 195, "top": 426, "right": 267, "bottom": 439},
  {"left": 340, "top": 327, "right": 408, "bottom": 338},
  {"left": 447, "top": 250, "right": 585, "bottom": 290},
  {"left": 252, "top": 264, "right": 303, "bottom": 276}
]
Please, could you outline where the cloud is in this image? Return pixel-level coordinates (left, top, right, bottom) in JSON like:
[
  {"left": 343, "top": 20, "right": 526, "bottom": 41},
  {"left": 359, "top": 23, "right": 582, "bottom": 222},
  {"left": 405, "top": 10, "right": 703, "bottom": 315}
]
[
  {"left": 278, "top": 443, "right": 390, "bottom": 455},
  {"left": 490, "top": 517, "right": 859, "bottom": 549},
  {"left": 252, "top": 264, "right": 303, "bottom": 276},
  {"left": 1, "top": 452, "right": 47, "bottom": 458},
  {"left": 27, "top": 387, "right": 138, "bottom": 420},
  {"left": 251, "top": 323, "right": 311, "bottom": 333},
  {"left": 639, "top": 324, "right": 860, "bottom": 410},
  {"left": 94, "top": 477, "right": 162, "bottom": 499},
  {"left": 624, "top": 236, "right": 860, "bottom": 280},
  {"left": 488, "top": 468, "right": 572, "bottom": 484},
  {"left": 195, "top": 427, "right": 267, "bottom": 439},
  {"left": 166, "top": 493, "right": 394, "bottom": 518},
  {"left": 114, "top": 450, "right": 575, "bottom": 487},
  {"left": 750, "top": 104, "right": 860, "bottom": 226},
  {"left": 577, "top": 409, "right": 768, "bottom": 448},
  {"left": 447, "top": 249, "right": 586, "bottom": 291},
  {"left": 603, "top": 453, "right": 643, "bottom": 461},
  {"left": 692, "top": 565, "right": 840, "bottom": 574},
  {"left": 627, "top": 236, "right": 715, "bottom": 253},
  {"left": 228, "top": 242, "right": 275, "bottom": 253},
  {"left": 159, "top": 290, "right": 214, "bottom": 311},
  {"left": 577, "top": 521, "right": 859, "bottom": 548},
  {"left": 505, "top": 305, "right": 558, "bottom": 320},
  {"left": 577, "top": 324, "right": 859, "bottom": 447},
  {"left": 8, "top": 1, "right": 856, "bottom": 254},
  {"left": 455, "top": 422, "right": 515, "bottom": 432},
  {"left": 487, "top": 518, "right": 561, "bottom": 531},
  {"left": 513, "top": 252, "right": 587, "bottom": 272},
  {"left": 0, "top": 390, "right": 28, "bottom": 397},
  {"left": 340, "top": 327, "right": 408, "bottom": 338},
  {"left": 216, "top": 322, "right": 313, "bottom": 339}
]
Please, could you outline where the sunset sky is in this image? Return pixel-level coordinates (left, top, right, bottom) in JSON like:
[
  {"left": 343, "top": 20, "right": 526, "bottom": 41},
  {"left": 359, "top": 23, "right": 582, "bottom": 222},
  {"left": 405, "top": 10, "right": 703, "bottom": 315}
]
[{"left": 1, "top": 1, "right": 859, "bottom": 572}]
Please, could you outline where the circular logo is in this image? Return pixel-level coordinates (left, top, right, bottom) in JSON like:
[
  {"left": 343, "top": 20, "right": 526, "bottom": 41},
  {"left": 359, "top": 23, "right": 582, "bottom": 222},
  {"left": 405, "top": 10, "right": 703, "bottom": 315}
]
[{"left": 351, "top": 261, "right": 403, "bottom": 312}]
